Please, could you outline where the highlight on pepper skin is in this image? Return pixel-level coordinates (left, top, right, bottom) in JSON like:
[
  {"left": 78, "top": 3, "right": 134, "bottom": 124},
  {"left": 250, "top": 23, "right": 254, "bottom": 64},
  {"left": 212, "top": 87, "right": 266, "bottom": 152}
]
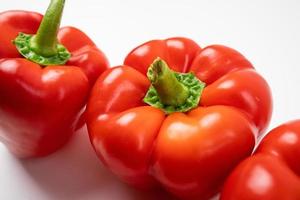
[
  {"left": 0, "top": 0, "right": 109, "bottom": 158},
  {"left": 221, "top": 120, "right": 300, "bottom": 200},
  {"left": 86, "top": 37, "right": 273, "bottom": 200}
]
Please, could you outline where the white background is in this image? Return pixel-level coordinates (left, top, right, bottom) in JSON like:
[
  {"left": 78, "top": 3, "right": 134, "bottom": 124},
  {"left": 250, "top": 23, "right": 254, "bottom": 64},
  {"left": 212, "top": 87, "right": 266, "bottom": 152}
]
[{"left": 1, "top": 0, "right": 300, "bottom": 199}]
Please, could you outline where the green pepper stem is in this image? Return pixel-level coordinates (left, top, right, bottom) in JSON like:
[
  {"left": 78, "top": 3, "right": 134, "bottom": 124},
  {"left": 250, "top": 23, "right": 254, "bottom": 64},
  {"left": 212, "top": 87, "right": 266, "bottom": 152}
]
[
  {"left": 148, "top": 58, "right": 189, "bottom": 106},
  {"left": 13, "top": 0, "right": 70, "bottom": 65},
  {"left": 30, "top": 0, "right": 65, "bottom": 57}
]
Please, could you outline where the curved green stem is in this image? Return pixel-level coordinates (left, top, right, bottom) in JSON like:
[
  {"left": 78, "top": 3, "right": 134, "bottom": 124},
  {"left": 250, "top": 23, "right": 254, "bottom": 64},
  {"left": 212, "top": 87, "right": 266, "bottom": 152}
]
[
  {"left": 144, "top": 58, "right": 206, "bottom": 114},
  {"left": 148, "top": 58, "right": 189, "bottom": 106},
  {"left": 13, "top": 0, "right": 70, "bottom": 66},
  {"left": 30, "top": 0, "right": 65, "bottom": 57}
]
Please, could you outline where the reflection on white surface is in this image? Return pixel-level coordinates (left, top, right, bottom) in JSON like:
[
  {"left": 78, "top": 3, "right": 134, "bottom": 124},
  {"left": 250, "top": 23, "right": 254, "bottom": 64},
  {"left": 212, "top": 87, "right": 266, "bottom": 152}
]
[{"left": 0, "top": 127, "right": 177, "bottom": 200}]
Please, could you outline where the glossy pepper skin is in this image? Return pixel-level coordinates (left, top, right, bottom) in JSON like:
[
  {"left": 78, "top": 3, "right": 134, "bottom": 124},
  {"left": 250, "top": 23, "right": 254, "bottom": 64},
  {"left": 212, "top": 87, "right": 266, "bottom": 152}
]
[
  {"left": 87, "top": 37, "right": 273, "bottom": 200},
  {"left": 0, "top": 11, "right": 109, "bottom": 86},
  {"left": 0, "top": 1, "right": 109, "bottom": 158},
  {"left": 221, "top": 120, "right": 300, "bottom": 200}
]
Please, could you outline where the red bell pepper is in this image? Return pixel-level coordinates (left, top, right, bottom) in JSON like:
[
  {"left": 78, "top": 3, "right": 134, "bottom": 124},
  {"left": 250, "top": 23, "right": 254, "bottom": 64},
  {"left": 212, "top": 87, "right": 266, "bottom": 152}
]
[
  {"left": 221, "top": 120, "right": 300, "bottom": 200},
  {"left": 86, "top": 38, "right": 273, "bottom": 200},
  {"left": 0, "top": 0, "right": 109, "bottom": 158}
]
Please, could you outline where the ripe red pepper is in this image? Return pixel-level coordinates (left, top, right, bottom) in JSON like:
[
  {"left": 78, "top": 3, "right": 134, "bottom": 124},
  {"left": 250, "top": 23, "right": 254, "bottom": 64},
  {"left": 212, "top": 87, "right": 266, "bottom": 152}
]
[
  {"left": 0, "top": 0, "right": 109, "bottom": 158},
  {"left": 86, "top": 38, "right": 273, "bottom": 199},
  {"left": 221, "top": 120, "right": 300, "bottom": 200}
]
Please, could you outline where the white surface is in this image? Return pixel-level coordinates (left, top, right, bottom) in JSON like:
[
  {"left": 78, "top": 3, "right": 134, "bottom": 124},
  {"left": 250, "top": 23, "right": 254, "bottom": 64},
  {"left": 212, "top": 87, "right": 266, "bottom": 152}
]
[{"left": 1, "top": 0, "right": 300, "bottom": 199}]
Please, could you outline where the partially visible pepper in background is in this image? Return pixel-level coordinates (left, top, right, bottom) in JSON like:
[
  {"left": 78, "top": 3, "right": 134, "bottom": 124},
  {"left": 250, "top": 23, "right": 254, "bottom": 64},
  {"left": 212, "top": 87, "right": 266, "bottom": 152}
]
[
  {"left": 221, "top": 120, "right": 300, "bottom": 200},
  {"left": 0, "top": 0, "right": 109, "bottom": 158}
]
